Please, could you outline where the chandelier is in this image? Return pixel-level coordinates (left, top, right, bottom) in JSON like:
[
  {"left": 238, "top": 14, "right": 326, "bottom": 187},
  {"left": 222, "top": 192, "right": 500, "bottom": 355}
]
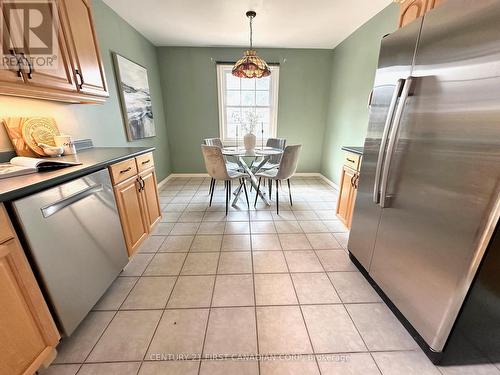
[{"left": 232, "top": 11, "right": 271, "bottom": 79}]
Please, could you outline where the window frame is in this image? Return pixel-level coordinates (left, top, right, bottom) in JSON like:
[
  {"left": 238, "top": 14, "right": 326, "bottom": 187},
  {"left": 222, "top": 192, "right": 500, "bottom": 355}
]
[{"left": 216, "top": 63, "right": 280, "bottom": 145}]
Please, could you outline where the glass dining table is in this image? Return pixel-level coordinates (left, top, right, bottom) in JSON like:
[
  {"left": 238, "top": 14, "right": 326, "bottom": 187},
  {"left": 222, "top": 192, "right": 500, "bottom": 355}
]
[{"left": 222, "top": 146, "right": 283, "bottom": 207}]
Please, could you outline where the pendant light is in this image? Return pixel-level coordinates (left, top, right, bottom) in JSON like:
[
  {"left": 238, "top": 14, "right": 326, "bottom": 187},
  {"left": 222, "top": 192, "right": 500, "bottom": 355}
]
[{"left": 232, "top": 11, "right": 271, "bottom": 79}]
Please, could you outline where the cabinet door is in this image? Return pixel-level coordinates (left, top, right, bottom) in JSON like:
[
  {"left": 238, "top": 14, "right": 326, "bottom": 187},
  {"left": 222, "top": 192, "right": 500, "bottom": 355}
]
[
  {"left": 0, "top": 8, "right": 25, "bottom": 85},
  {"left": 58, "top": 0, "right": 108, "bottom": 97},
  {"left": 336, "top": 166, "right": 356, "bottom": 227},
  {"left": 114, "top": 177, "right": 148, "bottom": 257},
  {"left": 1, "top": 0, "right": 76, "bottom": 92},
  {"left": 139, "top": 168, "right": 162, "bottom": 231},
  {"left": 0, "top": 238, "right": 60, "bottom": 375},
  {"left": 398, "top": 0, "right": 429, "bottom": 28},
  {"left": 347, "top": 173, "right": 359, "bottom": 227}
]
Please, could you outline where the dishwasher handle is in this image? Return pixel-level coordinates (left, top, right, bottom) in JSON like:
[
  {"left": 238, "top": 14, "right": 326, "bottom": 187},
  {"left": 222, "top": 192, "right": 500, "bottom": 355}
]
[{"left": 41, "top": 184, "right": 104, "bottom": 218}]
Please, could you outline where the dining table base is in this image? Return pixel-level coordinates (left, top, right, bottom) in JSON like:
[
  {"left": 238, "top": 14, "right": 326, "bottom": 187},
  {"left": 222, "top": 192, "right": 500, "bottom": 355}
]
[{"left": 232, "top": 156, "right": 271, "bottom": 207}]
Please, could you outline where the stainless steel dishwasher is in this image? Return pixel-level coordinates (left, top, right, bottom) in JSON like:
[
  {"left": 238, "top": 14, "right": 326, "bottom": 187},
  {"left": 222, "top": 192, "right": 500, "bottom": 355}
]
[{"left": 12, "top": 169, "right": 128, "bottom": 336}]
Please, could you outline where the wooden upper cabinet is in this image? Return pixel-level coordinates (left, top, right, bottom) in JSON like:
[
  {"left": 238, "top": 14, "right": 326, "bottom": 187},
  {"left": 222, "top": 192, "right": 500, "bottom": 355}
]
[
  {"left": 398, "top": 0, "right": 446, "bottom": 29},
  {"left": 21, "top": 3, "right": 76, "bottom": 92},
  {"left": 398, "top": 0, "right": 429, "bottom": 28},
  {"left": 0, "top": 9, "right": 25, "bottom": 85},
  {"left": 140, "top": 168, "right": 162, "bottom": 231},
  {"left": 0, "top": 206, "right": 60, "bottom": 375},
  {"left": 58, "top": 0, "right": 108, "bottom": 97},
  {"left": 0, "top": 0, "right": 108, "bottom": 102}
]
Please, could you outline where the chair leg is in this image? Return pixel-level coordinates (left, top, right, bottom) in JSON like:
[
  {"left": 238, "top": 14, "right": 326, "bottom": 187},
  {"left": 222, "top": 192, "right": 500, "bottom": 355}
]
[
  {"left": 268, "top": 178, "right": 272, "bottom": 199},
  {"left": 276, "top": 180, "right": 279, "bottom": 215},
  {"left": 225, "top": 180, "right": 229, "bottom": 216},
  {"left": 287, "top": 179, "right": 293, "bottom": 206},
  {"left": 209, "top": 179, "right": 216, "bottom": 207},
  {"left": 208, "top": 178, "right": 214, "bottom": 195},
  {"left": 241, "top": 178, "right": 249, "bottom": 208},
  {"left": 254, "top": 177, "right": 261, "bottom": 207}
]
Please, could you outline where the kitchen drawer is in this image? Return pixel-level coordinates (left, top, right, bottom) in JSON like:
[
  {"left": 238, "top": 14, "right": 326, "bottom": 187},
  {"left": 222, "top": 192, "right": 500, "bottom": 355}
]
[
  {"left": 343, "top": 152, "right": 361, "bottom": 171},
  {"left": 136, "top": 152, "right": 155, "bottom": 173},
  {"left": 109, "top": 158, "right": 138, "bottom": 185},
  {"left": 0, "top": 205, "right": 14, "bottom": 244}
]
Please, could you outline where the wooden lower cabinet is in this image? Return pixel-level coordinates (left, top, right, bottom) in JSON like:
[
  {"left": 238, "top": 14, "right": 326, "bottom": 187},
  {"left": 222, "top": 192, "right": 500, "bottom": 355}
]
[
  {"left": 0, "top": 205, "right": 60, "bottom": 375},
  {"left": 114, "top": 177, "right": 149, "bottom": 256},
  {"left": 139, "top": 168, "right": 162, "bottom": 232},
  {"left": 336, "top": 166, "right": 358, "bottom": 228},
  {"left": 110, "top": 154, "right": 161, "bottom": 257}
]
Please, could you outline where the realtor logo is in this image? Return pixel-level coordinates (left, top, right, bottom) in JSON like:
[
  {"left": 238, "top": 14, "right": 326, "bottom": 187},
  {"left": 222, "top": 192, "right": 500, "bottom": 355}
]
[{"left": 1, "top": 0, "right": 58, "bottom": 70}]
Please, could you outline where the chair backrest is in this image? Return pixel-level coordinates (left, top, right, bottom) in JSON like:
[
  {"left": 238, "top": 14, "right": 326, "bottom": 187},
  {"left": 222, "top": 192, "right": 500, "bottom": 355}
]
[
  {"left": 276, "top": 144, "right": 302, "bottom": 180},
  {"left": 201, "top": 145, "right": 230, "bottom": 180},
  {"left": 204, "top": 138, "right": 223, "bottom": 148},
  {"left": 266, "top": 138, "right": 286, "bottom": 164}
]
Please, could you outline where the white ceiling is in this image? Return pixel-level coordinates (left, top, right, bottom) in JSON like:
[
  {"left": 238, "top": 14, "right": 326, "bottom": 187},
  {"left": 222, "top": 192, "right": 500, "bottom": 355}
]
[{"left": 102, "top": 0, "right": 393, "bottom": 49}]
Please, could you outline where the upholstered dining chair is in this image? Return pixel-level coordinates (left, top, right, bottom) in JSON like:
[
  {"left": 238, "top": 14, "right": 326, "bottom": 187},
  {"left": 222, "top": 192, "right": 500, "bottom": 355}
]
[
  {"left": 254, "top": 144, "right": 302, "bottom": 214},
  {"left": 203, "top": 137, "right": 240, "bottom": 196},
  {"left": 259, "top": 138, "right": 286, "bottom": 170},
  {"left": 201, "top": 145, "right": 250, "bottom": 215}
]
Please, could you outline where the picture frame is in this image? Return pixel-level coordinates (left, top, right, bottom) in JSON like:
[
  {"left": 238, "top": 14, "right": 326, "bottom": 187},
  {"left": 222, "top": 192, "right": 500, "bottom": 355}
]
[{"left": 113, "top": 53, "right": 156, "bottom": 141}]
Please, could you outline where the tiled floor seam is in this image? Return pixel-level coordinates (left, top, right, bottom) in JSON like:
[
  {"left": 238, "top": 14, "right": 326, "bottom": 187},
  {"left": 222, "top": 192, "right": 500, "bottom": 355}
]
[
  {"left": 74, "top": 247, "right": 158, "bottom": 373},
  {"left": 249, "top": 222, "right": 262, "bottom": 375},
  {"left": 137, "top": 185, "right": 200, "bottom": 375},
  {"left": 196, "top": 234, "right": 223, "bottom": 375},
  {"left": 278, "top": 234, "right": 324, "bottom": 375}
]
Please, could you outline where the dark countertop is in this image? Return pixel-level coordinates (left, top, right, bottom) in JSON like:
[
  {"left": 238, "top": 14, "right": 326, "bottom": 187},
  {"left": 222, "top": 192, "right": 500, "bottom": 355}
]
[
  {"left": 0, "top": 147, "right": 154, "bottom": 202},
  {"left": 341, "top": 146, "right": 364, "bottom": 155}
]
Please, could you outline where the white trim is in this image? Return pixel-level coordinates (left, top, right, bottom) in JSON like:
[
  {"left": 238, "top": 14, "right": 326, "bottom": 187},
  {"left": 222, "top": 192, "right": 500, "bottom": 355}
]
[
  {"left": 157, "top": 175, "right": 173, "bottom": 189},
  {"left": 216, "top": 64, "right": 279, "bottom": 145},
  {"left": 319, "top": 174, "right": 339, "bottom": 191},
  {"left": 294, "top": 172, "right": 322, "bottom": 177},
  {"left": 158, "top": 172, "right": 339, "bottom": 191}
]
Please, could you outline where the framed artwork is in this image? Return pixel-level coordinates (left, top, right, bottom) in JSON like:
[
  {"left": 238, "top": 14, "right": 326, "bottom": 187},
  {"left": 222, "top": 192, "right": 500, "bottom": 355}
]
[{"left": 113, "top": 53, "right": 156, "bottom": 140}]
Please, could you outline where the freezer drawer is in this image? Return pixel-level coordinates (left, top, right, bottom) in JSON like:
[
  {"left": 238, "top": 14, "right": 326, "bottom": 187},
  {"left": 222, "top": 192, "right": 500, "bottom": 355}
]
[{"left": 12, "top": 169, "right": 128, "bottom": 335}]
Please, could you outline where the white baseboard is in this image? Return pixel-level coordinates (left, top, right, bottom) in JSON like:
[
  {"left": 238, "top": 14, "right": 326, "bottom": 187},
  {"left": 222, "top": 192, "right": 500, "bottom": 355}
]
[
  {"left": 157, "top": 173, "right": 209, "bottom": 189},
  {"left": 158, "top": 172, "right": 339, "bottom": 191},
  {"left": 294, "top": 172, "right": 322, "bottom": 177},
  {"left": 318, "top": 174, "right": 339, "bottom": 191}
]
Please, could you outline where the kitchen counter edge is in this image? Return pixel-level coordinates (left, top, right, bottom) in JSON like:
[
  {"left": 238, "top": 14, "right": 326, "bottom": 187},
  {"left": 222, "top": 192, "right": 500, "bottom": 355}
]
[
  {"left": 0, "top": 147, "right": 155, "bottom": 202},
  {"left": 341, "top": 146, "right": 364, "bottom": 155}
]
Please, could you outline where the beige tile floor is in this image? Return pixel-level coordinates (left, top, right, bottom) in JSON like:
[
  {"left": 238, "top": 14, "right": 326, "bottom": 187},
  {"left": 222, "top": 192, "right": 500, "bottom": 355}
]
[{"left": 42, "top": 177, "right": 499, "bottom": 375}]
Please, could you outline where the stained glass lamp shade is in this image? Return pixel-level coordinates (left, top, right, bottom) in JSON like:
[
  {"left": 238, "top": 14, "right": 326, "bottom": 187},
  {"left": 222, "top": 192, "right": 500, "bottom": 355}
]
[{"left": 232, "top": 11, "right": 271, "bottom": 79}]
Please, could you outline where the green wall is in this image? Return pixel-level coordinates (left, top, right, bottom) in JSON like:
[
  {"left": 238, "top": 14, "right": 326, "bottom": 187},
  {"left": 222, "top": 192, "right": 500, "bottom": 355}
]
[
  {"left": 320, "top": 4, "right": 399, "bottom": 184},
  {"left": 0, "top": 0, "right": 171, "bottom": 180},
  {"left": 157, "top": 47, "right": 332, "bottom": 173}
]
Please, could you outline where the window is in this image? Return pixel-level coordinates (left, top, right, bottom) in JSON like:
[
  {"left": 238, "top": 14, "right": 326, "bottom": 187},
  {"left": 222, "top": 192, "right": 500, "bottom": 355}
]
[{"left": 217, "top": 64, "right": 279, "bottom": 144}]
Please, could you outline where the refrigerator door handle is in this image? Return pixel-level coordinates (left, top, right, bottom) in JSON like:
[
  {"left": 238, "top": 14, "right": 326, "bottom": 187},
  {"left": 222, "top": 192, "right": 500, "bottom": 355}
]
[
  {"left": 373, "top": 78, "right": 405, "bottom": 204},
  {"left": 379, "top": 77, "right": 413, "bottom": 208}
]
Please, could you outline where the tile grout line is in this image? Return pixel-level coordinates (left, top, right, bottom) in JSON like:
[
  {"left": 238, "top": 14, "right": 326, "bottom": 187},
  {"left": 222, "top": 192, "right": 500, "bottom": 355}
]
[
  {"left": 277, "top": 234, "right": 324, "bottom": 375},
  {"left": 309, "top": 241, "right": 386, "bottom": 374},
  {"left": 137, "top": 177, "right": 202, "bottom": 374},
  {"left": 249, "top": 216, "right": 262, "bottom": 375},
  {"left": 73, "top": 234, "right": 161, "bottom": 375},
  {"left": 196, "top": 224, "right": 223, "bottom": 375}
]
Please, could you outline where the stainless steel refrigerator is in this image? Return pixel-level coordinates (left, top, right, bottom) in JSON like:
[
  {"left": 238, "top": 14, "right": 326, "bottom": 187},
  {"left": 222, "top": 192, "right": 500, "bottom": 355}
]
[{"left": 348, "top": 0, "right": 500, "bottom": 362}]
